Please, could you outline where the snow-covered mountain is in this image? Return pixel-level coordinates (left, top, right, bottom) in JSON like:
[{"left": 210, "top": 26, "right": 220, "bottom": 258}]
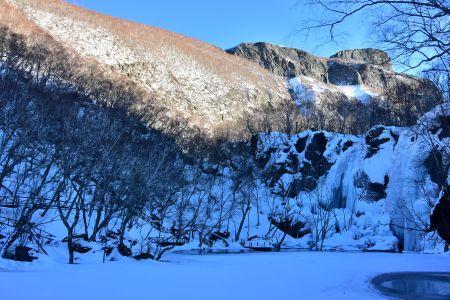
[
  {"left": 2, "top": 0, "right": 290, "bottom": 137},
  {"left": 2, "top": 0, "right": 442, "bottom": 138},
  {"left": 0, "top": 0, "right": 448, "bottom": 265}
]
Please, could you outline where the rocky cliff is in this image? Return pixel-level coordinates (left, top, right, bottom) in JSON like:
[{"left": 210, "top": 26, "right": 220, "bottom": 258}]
[
  {"left": 228, "top": 43, "right": 442, "bottom": 132},
  {"left": 227, "top": 42, "right": 329, "bottom": 82},
  {"left": 330, "top": 48, "right": 392, "bottom": 70}
]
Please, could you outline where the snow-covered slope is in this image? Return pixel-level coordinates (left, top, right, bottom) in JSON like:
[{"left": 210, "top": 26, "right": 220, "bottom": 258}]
[
  {"left": 3, "top": 0, "right": 442, "bottom": 139},
  {"left": 3, "top": 0, "right": 289, "bottom": 137}
]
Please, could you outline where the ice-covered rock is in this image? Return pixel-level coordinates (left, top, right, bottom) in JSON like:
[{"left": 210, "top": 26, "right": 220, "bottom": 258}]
[{"left": 254, "top": 105, "right": 450, "bottom": 252}]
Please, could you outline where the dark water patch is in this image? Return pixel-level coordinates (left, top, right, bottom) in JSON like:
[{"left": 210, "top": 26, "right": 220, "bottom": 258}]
[{"left": 372, "top": 272, "right": 450, "bottom": 300}]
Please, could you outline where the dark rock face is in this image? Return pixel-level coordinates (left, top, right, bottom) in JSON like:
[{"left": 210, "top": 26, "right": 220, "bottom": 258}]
[
  {"left": 294, "top": 136, "right": 308, "bottom": 153},
  {"left": 330, "top": 48, "right": 392, "bottom": 70},
  {"left": 355, "top": 172, "right": 389, "bottom": 202},
  {"left": 288, "top": 133, "right": 334, "bottom": 195},
  {"left": 257, "top": 132, "right": 334, "bottom": 197},
  {"left": 289, "top": 175, "right": 317, "bottom": 195},
  {"left": 425, "top": 115, "right": 450, "bottom": 189},
  {"left": 438, "top": 116, "right": 450, "bottom": 139},
  {"left": 304, "top": 133, "right": 333, "bottom": 178},
  {"left": 430, "top": 189, "right": 450, "bottom": 244},
  {"left": 429, "top": 115, "right": 450, "bottom": 140},
  {"left": 327, "top": 61, "right": 361, "bottom": 85},
  {"left": 342, "top": 140, "right": 354, "bottom": 152},
  {"left": 226, "top": 42, "right": 328, "bottom": 82},
  {"left": 269, "top": 217, "right": 311, "bottom": 239},
  {"left": 425, "top": 149, "right": 446, "bottom": 189},
  {"left": 365, "top": 126, "right": 392, "bottom": 158}
]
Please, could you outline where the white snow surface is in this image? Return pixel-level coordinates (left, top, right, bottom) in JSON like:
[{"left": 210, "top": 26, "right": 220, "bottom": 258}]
[
  {"left": 0, "top": 251, "right": 448, "bottom": 300},
  {"left": 336, "top": 85, "right": 378, "bottom": 103},
  {"left": 18, "top": 7, "right": 139, "bottom": 66},
  {"left": 288, "top": 76, "right": 378, "bottom": 109}
]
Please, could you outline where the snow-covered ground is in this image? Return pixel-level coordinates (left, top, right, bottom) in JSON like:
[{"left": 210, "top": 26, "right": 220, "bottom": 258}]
[{"left": 1, "top": 251, "right": 448, "bottom": 300}]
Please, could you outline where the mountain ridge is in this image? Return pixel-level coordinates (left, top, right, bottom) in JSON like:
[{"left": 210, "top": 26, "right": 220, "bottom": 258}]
[
  {"left": 228, "top": 42, "right": 442, "bottom": 132},
  {"left": 4, "top": 0, "right": 442, "bottom": 139}
]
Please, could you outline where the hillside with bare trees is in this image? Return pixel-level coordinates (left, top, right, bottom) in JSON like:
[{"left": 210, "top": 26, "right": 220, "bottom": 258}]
[{"left": 2, "top": 0, "right": 291, "bottom": 140}]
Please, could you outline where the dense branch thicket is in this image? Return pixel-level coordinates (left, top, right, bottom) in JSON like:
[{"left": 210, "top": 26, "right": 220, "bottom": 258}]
[
  {"left": 0, "top": 27, "right": 303, "bottom": 262},
  {"left": 0, "top": 27, "right": 191, "bottom": 262}
]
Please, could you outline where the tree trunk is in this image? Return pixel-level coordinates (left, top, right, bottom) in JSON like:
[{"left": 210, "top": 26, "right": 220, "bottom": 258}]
[
  {"left": 67, "top": 233, "right": 75, "bottom": 264},
  {"left": 275, "top": 231, "right": 287, "bottom": 252},
  {"left": 235, "top": 203, "right": 250, "bottom": 242}
]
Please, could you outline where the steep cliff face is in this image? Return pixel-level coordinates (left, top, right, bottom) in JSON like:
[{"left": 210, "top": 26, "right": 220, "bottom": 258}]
[
  {"left": 228, "top": 43, "right": 442, "bottom": 132},
  {"left": 226, "top": 42, "right": 329, "bottom": 82}
]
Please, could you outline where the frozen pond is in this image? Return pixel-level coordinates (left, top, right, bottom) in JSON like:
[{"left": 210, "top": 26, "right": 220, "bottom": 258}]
[
  {"left": 372, "top": 272, "right": 450, "bottom": 299},
  {"left": 0, "top": 251, "right": 448, "bottom": 300}
]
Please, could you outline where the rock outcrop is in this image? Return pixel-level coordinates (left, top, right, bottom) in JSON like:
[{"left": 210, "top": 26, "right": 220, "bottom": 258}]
[
  {"left": 330, "top": 48, "right": 392, "bottom": 70},
  {"left": 228, "top": 42, "right": 442, "bottom": 131},
  {"left": 226, "top": 42, "right": 328, "bottom": 82}
]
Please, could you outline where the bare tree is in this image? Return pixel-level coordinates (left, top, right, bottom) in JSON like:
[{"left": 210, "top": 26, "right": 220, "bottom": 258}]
[
  {"left": 303, "top": 0, "right": 450, "bottom": 71},
  {"left": 307, "top": 180, "right": 334, "bottom": 251}
]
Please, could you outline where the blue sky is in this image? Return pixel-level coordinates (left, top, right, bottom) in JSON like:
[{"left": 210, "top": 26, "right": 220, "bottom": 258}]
[{"left": 68, "top": 0, "right": 372, "bottom": 57}]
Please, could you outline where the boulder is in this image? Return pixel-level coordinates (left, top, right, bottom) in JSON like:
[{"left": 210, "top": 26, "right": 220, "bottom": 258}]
[
  {"left": 72, "top": 243, "right": 92, "bottom": 254},
  {"left": 117, "top": 243, "right": 132, "bottom": 257},
  {"left": 133, "top": 253, "right": 154, "bottom": 260}
]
